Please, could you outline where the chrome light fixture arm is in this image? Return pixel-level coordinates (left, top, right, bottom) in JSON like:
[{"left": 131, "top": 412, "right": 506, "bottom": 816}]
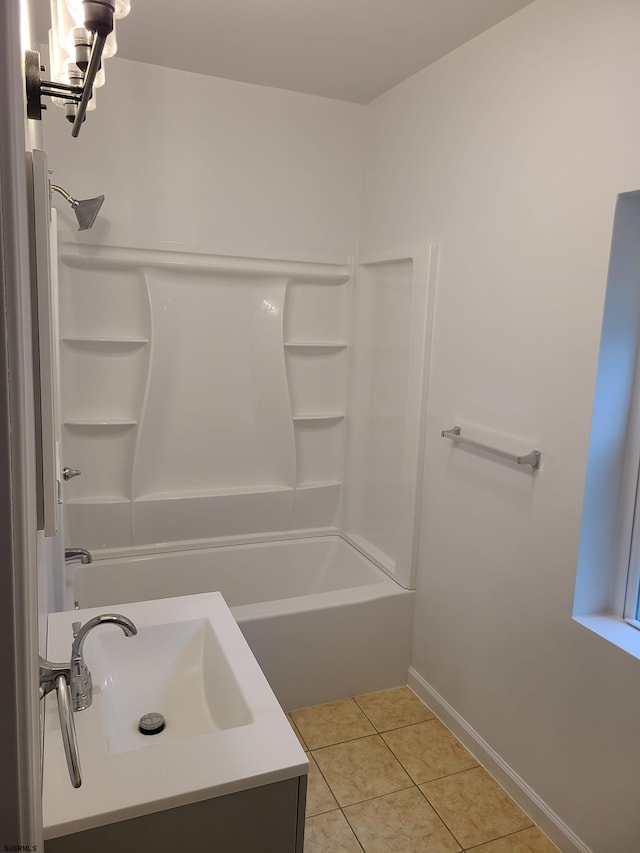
[
  {"left": 25, "top": 50, "right": 83, "bottom": 121},
  {"left": 71, "top": 33, "right": 106, "bottom": 137},
  {"left": 25, "top": 42, "right": 106, "bottom": 134}
]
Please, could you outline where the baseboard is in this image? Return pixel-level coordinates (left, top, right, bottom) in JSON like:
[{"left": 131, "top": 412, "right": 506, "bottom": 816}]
[{"left": 407, "top": 667, "right": 592, "bottom": 853}]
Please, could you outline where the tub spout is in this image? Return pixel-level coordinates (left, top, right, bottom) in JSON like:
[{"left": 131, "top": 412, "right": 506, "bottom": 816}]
[{"left": 65, "top": 548, "right": 92, "bottom": 565}]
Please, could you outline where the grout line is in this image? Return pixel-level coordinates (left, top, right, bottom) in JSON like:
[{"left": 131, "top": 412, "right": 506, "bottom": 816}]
[
  {"left": 462, "top": 825, "right": 549, "bottom": 852},
  {"left": 413, "top": 782, "right": 466, "bottom": 849},
  {"left": 339, "top": 781, "right": 417, "bottom": 809},
  {"left": 309, "top": 731, "right": 383, "bottom": 753},
  {"left": 339, "top": 805, "right": 366, "bottom": 853},
  {"left": 342, "top": 808, "right": 367, "bottom": 853},
  {"left": 321, "top": 781, "right": 416, "bottom": 810},
  {"left": 305, "top": 752, "right": 339, "bottom": 816}
]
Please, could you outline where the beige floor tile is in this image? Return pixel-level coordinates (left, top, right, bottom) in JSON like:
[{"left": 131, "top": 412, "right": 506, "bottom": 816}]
[
  {"left": 286, "top": 713, "right": 307, "bottom": 750},
  {"left": 420, "top": 767, "right": 533, "bottom": 848},
  {"left": 355, "top": 687, "right": 435, "bottom": 731},
  {"left": 313, "top": 734, "right": 413, "bottom": 806},
  {"left": 304, "top": 809, "right": 363, "bottom": 853},
  {"left": 467, "top": 827, "right": 560, "bottom": 853},
  {"left": 382, "top": 719, "right": 478, "bottom": 783},
  {"left": 291, "top": 699, "right": 375, "bottom": 749},
  {"left": 305, "top": 753, "right": 338, "bottom": 817},
  {"left": 344, "top": 786, "right": 461, "bottom": 853}
]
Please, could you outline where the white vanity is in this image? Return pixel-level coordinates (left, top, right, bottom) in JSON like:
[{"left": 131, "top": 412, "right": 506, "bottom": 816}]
[{"left": 42, "top": 593, "right": 308, "bottom": 852}]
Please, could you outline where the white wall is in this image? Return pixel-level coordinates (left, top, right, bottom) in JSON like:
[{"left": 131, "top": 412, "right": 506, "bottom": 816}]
[
  {"left": 43, "top": 58, "right": 365, "bottom": 259},
  {"left": 43, "top": 60, "right": 365, "bottom": 554},
  {"left": 359, "top": 2, "right": 640, "bottom": 850}
]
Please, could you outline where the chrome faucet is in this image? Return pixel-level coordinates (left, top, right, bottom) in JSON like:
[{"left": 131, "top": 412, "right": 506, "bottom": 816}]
[
  {"left": 70, "top": 614, "right": 137, "bottom": 711},
  {"left": 65, "top": 547, "right": 92, "bottom": 564}
]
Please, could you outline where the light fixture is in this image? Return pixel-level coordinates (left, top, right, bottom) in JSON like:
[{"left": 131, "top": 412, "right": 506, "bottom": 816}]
[{"left": 25, "top": 0, "right": 132, "bottom": 138}]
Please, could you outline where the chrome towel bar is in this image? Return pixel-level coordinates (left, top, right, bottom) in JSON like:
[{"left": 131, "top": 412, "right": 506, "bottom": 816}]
[{"left": 441, "top": 425, "right": 541, "bottom": 470}]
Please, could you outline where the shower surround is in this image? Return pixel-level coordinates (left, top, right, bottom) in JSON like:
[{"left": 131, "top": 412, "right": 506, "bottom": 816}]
[
  {"left": 58, "top": 235, "right": 434, "bottom": 705},
  {"left": 60, "top": 244, "right": 352, "bottom": 545}
]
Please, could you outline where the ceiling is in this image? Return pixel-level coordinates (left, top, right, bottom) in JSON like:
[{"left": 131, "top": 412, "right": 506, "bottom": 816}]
[{"left": 36, "top": 0, "right": 534, "bottom": 104}]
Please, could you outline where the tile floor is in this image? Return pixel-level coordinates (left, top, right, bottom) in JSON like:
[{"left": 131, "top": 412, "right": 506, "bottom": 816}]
[{"left": 288, "top": 688, "right": 561, "bottom": 853}]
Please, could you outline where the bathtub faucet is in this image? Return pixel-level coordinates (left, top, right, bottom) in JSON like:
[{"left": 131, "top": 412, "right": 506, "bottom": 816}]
[
  {"left": 65, "top": 548, "right": 92, "bottom": 564},
  {"left": 70, "top": 614, "right": 138, "bottom": 711}
]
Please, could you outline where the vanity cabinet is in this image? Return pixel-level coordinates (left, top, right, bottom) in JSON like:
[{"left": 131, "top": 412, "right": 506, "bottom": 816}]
[{"left": 45, "top": 774, "right": 307, "bottom": 853}]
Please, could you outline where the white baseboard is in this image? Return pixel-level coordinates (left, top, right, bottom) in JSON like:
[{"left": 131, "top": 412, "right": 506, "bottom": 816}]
[{"left": 407, "top": 667, "right": 592, "bottom": 853}]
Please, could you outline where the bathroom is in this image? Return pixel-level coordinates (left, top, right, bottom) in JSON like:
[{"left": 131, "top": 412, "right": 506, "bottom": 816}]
[{"left": 2, "top": 0, "right": 640, "bottom": 851}]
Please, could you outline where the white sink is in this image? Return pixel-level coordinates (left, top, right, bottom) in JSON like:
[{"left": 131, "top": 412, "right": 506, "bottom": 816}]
[
  {"left": 95, "top": 617, "right": 252, "bottom": 753},
  {"left": 43, "top": 593, "right": 307, "bottom": 840}
]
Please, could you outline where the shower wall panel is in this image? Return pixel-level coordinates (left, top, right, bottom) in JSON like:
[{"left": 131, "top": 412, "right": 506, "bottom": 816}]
[
  {"left": 133, "top": 269, "right": 295, "bottom": 498},
  {"left": 59, "top": 241, "right": 351, "bottom": 550},
  {"left": 343, "top": 248, "right": 436, "bottom": 590}
]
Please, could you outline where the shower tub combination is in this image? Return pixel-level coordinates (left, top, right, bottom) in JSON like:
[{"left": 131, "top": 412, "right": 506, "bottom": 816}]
[
  {"left": 58, "top": 245, "right": 429, "bottom": 713},
  {"left": 69, "top": 535, "right": 414, "bottom": 711}
]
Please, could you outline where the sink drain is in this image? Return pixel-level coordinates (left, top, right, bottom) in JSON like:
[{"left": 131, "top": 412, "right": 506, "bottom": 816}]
[{"left": 138, "top": 712, "right": 165, "bottom": 735}]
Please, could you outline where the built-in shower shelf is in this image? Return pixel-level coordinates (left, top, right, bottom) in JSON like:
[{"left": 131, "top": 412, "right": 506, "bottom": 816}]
[
  {"left": 293, "top": 414, "right": 345, "bottom": 423},
  {"left": 134, "top": 485, "right": 294, "bottom": 501},
  {"left": 284, "top": 342, "right": 348, "bottom": 351},
  {"left": 62, "top": 336, "right": 149, "bottom": 348},
  {"left": 64, "top": 419, "right": 138, "bottom": 427},
  {"left": 295, "top": 480, "right": 341, "bottom": 490},
  {"left": 289, "top": 272, "right": 350, "bottom": 285}
]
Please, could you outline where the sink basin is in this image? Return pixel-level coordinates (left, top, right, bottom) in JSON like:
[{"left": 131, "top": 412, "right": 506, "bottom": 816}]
[
  {"left": 95, "top": 617, "right": 252, "bottom": 753},
  {"left": 43, "top": 593, "right": 307, "bottom": 840}
]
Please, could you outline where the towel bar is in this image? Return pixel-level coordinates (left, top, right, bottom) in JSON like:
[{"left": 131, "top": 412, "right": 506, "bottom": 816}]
[{"left": 441, "top": 425, "right": 541, "bottom": 470}]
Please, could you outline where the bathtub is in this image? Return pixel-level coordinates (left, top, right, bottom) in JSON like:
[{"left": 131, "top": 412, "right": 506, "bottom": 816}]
[{"left": 67, "top": 535, "right": 414, "bottom": 710}]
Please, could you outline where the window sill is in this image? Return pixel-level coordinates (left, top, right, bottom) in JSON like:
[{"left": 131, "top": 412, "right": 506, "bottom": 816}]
[{"left": 574, "top": 614, "right": 640, "bottom": 661}]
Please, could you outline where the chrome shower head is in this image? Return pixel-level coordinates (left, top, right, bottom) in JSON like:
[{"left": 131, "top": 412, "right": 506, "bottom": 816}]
[
  {"left": 71, "top": 194, "right": 105, "bottom": 230},
  {"left": 50, "top": 184, "right": 105, "bottom": 231}
]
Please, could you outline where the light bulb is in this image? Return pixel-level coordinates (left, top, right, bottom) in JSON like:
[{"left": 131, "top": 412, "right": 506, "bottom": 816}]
[
  {"left": 64, "top": 0, "right": 85, "bottom": 27},
  {"left": 61, "top": 26, "right": 92, "bottom": 69},
  {"left": 114, "top": 0, "right": 130, "bottom": 19},
  {"left": 58, "top": 0, "right": 84, "bottom": 29}
]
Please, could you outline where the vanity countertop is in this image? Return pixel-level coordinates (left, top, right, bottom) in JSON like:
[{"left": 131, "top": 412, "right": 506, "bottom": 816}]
[{"left": 43, "top": 592, "right": 308, "bottom": 839}]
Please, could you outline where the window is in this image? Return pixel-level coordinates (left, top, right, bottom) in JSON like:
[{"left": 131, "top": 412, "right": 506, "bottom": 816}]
[{"left": 574, "top": 190, "right": 640, "bottom": 657}]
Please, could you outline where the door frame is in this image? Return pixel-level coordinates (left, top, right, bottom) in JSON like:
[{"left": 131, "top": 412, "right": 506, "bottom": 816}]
[{"left": 0, "top": 0, "right": 44, "bottom": 846}]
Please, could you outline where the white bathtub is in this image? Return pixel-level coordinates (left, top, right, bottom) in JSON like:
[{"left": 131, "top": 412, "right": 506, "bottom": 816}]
[{"left": 68, "top": 535, "right": 414, "bottom": 710}]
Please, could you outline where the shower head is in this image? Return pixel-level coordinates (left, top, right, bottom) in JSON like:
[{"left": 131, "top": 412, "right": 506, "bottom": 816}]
[{"left": 50, "top": 184, "right": 105, "bottom": 231}]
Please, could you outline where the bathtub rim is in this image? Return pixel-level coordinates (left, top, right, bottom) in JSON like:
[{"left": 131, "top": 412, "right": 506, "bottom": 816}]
[
  {"left": 75, "top": 529, "right": 414, "bottom": 592},
  {"left": 69, "top": 534, "right": 412, "bottom": 618},
  {"left": 85, "top": 526, "right": 342, "bottom": 562}
]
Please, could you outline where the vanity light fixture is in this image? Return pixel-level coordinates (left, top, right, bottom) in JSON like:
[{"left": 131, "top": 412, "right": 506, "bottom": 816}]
[{"left": 25, "top": 0, "right": 132, "bottom": 138}]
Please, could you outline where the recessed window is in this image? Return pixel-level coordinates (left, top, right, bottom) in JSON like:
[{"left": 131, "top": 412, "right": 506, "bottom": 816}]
[{"left": 574, "top": 191, "right": 640, "bottom": 657}]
